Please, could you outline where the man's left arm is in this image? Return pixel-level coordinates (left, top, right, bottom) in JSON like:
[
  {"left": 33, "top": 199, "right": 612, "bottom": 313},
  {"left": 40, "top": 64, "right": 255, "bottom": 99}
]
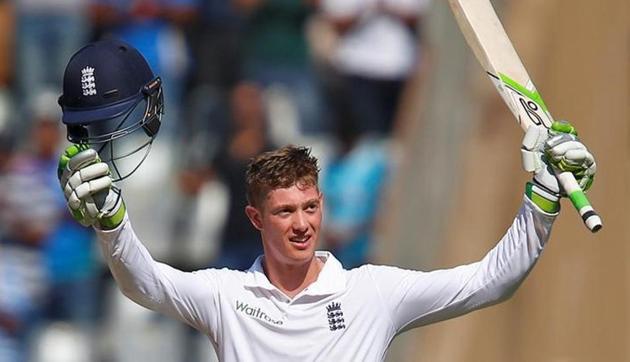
[
  {"left": 368, "top": 197, "right": 552, "bottom": 334},
  {"left": 368, "top": 122, "right": 596, "bottom": 334}
]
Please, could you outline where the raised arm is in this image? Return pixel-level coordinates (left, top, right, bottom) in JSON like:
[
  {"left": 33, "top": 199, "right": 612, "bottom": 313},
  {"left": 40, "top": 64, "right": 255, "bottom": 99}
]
[
  {"left": 371, "top": 121, "right": 596, "bottom": 334},
  {"left": 99, "top": 217, "right": 219, "bottom": 333},
  {"left": 58, "top": 145, "right": 219, "bottom": 335},
  {"left": 369, "top": 197, "right": 553, "bottom": 333}
]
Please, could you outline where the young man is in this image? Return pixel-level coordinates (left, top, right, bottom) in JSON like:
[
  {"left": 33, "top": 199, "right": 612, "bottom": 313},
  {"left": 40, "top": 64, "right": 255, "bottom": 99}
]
[{"left": 58, "top": 41, "right": 596, "bottom": 361}]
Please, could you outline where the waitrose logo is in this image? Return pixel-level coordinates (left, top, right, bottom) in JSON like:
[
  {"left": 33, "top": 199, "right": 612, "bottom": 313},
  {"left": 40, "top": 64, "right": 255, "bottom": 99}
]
[{"left": 235, "top": 300, "right": 284, "bottom": 325}]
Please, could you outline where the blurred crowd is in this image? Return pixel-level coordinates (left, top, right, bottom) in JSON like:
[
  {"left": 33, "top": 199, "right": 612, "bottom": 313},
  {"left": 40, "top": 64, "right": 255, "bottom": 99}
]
[{"left": 0, "top": 0, "right": 431, "bottom": 360}]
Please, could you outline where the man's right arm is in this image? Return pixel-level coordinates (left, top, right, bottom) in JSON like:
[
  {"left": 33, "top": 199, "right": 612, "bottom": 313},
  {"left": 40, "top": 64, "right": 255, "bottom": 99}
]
[
  {"left": 58, "top": 145, "right": 219, "bottom": 335},
  {"left": 96, "top": 215, "right": 220, "bottom": 335}
]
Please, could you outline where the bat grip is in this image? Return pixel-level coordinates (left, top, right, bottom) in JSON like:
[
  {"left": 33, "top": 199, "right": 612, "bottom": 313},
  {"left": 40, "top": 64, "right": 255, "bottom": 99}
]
[{"left": 557, "top": 172, "right": 602, "bottom": 232}]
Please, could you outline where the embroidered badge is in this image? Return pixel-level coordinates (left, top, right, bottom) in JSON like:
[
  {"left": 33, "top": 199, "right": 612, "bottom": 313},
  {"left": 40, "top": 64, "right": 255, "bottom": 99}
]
[
  {"left": 81, "top": 66, "right": 97, "bottom": 96},
  {"left": 326, "top": 302, "right": 346, "bottom": 331}
]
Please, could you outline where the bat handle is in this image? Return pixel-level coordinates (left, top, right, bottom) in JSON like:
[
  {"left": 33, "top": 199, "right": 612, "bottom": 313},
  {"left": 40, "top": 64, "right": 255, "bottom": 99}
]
[{"left": 556, "top": 172, "right": 602, "bottom": 232}]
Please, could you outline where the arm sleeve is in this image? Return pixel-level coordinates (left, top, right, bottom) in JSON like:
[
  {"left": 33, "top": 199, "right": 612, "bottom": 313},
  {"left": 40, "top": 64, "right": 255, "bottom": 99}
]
[
  {"left": 96, "top": 215, "right": 219, "bottom": 335},
  {"left": 369, "top": 197, "right": 555, "bottom": 334}
]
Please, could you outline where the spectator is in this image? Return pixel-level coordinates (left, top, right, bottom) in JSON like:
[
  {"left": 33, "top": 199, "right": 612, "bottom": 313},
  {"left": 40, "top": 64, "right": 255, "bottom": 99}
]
[
  {"left": 320, "top": 0, "right": 431, "bottom": 136},
  {"left": 0, "top": 111, "right": 59, "bottom": 362},
  {"left": 0, "top": 90, "right": 101, "bottom": 361},
  {"left": 178, "top": 0, "right": 243, "bottom": 175},
  {"left": 178, "top": 82, "right": 274, "bottom": 271},
  {"left": 186, "top": 0, "right": 243, "bottom": 93},
  {"left": 0, "top": 132, "right": 27, "bottom": 362},
  {"left": 14, "top": 0, "right": 88, "bottom": 132},
  {"left": 0, "top": 0, "right": 14, "bottom": 134},
  {"left": 234, "top": 0, "right": 326, "bottom": 136},
  {"left": 30, "top": 91, "right": 102, "bottom": 335},
  {"left": 321, "top": 119, "right": 390, "bottom": 268}
]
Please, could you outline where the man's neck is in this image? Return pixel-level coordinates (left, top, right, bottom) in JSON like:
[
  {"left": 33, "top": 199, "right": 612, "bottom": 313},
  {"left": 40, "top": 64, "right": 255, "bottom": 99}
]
[{"left": 263, "top": 255, "right": 324, "bottom": 299}]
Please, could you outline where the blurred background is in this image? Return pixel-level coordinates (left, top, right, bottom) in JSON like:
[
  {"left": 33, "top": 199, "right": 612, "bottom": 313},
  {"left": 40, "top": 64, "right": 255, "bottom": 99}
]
[{"left": 0, "top": 0, "right": 626, "bottom": 361}]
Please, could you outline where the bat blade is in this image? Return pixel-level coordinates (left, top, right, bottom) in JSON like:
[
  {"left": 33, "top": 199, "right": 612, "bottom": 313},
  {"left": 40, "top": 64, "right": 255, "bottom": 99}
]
[
  {"left": 448, "top": 0, "right": 553, "bottom": 131},
  {"left": 448, "top": 0, "right": 602, "bottom": 232}
]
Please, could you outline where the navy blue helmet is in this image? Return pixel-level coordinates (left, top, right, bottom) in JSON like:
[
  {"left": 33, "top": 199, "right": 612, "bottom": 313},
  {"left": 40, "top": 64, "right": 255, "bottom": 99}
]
[{"left": 58, "top": 39, "right": 164, "bottom": 181}]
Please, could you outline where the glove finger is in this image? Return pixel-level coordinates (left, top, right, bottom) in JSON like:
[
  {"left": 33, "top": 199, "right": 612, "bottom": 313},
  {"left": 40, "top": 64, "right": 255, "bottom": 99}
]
[
  {"left": 564, "top": 149, "right": 594, "bottom": 166},
  {"left": 577, "top": 156, "right": 596, "bottom": 177},
  {"left": 67, "top": 176, "right": 112, "bottom": 210},
  {"left": 521, "top": 149, "right": 540, "bottom": 172},
  {"left": 68, "top": 149, "right": 99, "bottom": 172},
  {"left": 84, "top": 190, "right": 113, "bottom": 218},
  {"left": 545, "top": 133, "right": 578, "bottom": 149},
  {"left": 587, "top": 160, "right": 597, "bottom": 175},
  {"left": 58, "top": 144, "right": 91, "bottom": 178},
  {"left": 84, "top": 195, "right": 100, "bottom": 219},
  {"left": 75, "top": 176, "right": 112, "bottom": 200},
  {"left": 63, "top": 163, "right": 110, "bottom": 199},
  {"left": 579, "top": 177, "right": 593, "bottom": 191},
  {"left": 521, "top": 126, "right": 549, "bottom": 172},
  {"left": 522, "top": 126, "right": 548, "bottom": 151},
  {"left": 546, "top": 140, "right": 586, "bottom": 159},
  {"left": 62, "top": 149, "right": 100, "bottom": 188},
  {"left": 67, "top": 205, "right": 96, "bottom": 227},
  {"left": 67, "top": 192, "right": 82, "bottom": 211}
]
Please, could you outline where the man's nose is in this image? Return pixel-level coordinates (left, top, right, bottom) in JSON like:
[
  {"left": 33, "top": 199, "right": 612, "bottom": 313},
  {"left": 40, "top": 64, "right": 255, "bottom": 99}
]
[{"left": 292, "top": 211, "right": 308, "bottom": 232}]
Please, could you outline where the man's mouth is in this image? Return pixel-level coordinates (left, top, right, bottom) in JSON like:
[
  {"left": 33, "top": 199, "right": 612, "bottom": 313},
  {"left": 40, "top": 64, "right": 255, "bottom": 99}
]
[
  {"left": 290, "top": 235, "right": 309, "bottom": 243},
  {"left": 289, "top": 235, "right": 311, "bottom": 247}
]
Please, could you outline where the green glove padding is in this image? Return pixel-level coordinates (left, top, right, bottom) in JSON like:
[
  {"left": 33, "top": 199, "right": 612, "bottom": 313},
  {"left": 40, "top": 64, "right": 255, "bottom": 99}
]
[
  {"left": 522, "top": 121, "right": 596, "bottom": 213},
  {"left": 58, "top": 145, "right": 126, "bottom": 229}
]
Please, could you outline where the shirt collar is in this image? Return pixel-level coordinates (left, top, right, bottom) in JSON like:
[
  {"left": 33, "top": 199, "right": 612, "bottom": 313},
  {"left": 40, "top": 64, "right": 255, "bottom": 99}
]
[{"left": 243, "top": 251, "right": 346, "bottom": 296}]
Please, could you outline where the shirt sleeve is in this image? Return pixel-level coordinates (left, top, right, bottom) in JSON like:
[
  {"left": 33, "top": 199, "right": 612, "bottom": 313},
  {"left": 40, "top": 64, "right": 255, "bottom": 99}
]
[
  {"left": 96, "top": 216, "right": 220, "bottom": 336},
  {"left": 368, "top": 197, "right": 555, "bottom": 334}
]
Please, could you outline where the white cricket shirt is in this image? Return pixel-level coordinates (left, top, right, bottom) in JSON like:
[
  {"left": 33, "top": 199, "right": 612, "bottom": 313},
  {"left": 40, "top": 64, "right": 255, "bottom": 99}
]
[{"left": 97, "top": 197, "right": 555, "bottom": 361}]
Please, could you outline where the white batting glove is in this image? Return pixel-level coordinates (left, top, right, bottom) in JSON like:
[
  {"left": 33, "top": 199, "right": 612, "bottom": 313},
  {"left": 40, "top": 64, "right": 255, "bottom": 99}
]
[
  {"left": 521, "top": 121, "right": 596, "bottom": 213},
  {"left": 58, "top": 144, "right": 126, "bottom": 229}
]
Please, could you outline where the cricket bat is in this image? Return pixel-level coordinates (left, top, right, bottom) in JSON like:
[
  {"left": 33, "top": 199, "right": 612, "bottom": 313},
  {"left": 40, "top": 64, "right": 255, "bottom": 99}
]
[{"left": 448, "top": 0, "right": 602, "bottom": 232}]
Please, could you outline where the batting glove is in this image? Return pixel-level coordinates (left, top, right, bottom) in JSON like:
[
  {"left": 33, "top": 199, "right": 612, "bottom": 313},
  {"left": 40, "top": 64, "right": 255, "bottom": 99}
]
[
  {"left": 521, "top": 121, "right": 596, "bottom": 213},
  {"left": 58, "top": 144, "right": 126, "bottom": 229}
]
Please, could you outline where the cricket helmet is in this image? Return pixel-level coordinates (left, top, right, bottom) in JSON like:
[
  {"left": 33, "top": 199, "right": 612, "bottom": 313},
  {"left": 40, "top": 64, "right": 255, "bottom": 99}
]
[{"left": 58, "top": 39, "right": 164, "bottom": 181}]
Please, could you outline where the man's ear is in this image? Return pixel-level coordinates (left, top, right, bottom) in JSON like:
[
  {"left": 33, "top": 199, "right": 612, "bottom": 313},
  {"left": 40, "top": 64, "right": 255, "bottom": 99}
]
[{"left": 245, "top": 205, "right": 263, "bottom": 230}]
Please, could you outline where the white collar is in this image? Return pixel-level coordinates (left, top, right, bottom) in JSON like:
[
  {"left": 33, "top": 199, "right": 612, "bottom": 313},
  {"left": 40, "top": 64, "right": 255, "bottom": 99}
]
[{"left": 243, "top": 251, "right": 346, "bottom": 296}]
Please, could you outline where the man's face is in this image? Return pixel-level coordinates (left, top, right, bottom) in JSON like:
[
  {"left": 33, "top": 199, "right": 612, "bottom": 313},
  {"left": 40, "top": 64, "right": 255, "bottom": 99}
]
[{"left": 246, "top": 184, "right": 323, "bottom": 267}]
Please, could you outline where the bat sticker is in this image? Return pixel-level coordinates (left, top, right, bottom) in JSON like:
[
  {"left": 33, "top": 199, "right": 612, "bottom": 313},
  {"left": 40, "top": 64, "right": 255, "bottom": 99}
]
[{"left": 518, "top": 97, "right": 544, "bottom": 126}]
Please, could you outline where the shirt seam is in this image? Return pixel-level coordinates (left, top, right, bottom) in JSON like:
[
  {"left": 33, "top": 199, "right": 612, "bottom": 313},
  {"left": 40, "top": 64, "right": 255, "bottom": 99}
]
[{"left": 367, "top": 266, "right": 398, "bottom": 343}]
